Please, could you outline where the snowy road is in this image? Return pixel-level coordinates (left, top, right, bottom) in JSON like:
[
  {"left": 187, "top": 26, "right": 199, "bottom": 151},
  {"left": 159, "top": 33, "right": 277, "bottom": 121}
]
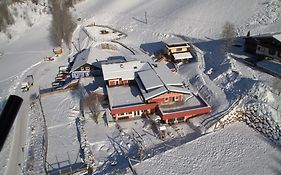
[{"left": 5, "top": 96, "right": 29, "bottom": 175}]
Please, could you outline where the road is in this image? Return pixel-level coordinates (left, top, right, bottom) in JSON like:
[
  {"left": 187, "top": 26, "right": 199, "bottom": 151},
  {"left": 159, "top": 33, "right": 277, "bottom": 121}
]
[{"left": 4, "top": 88, "right": 31, "bottom": 175}]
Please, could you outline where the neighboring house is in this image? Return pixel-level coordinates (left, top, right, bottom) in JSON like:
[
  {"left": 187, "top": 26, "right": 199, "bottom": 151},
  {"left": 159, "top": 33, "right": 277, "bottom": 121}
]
[
  {"left": 164, "top": 38, "right": 193, "bottom": 63},
  {"left": 106, "top": 61, "right": 211, "bottom": 123},
  {"left": 244, "top": 32, "right": 281, "bottom": 62},
  {"left": 70, "top": 47, "right": 122, "bottom": 79},
  {"left": 70, "top": 49, "right": 92, "bottom": 79}
]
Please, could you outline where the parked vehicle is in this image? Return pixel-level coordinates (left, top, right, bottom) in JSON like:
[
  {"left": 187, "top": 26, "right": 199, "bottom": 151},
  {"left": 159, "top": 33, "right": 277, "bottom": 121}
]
[
  {"left": 59, "top": 66, "right": 68, "bottom": 73},
  {"left": 57, "top": 73, "right": 68, "bottom": 77},
  {"left": 44, "top": 56, "right": 55, "bottom": 61},
  {"left": 21, "top": 75, "right": 34, "bottom": 92},
  {"left": 52, "top": 81, "right": 64, "bottom": 88},
  {"left": 55, "top": 76, "right": 67, "bottom": 81}
]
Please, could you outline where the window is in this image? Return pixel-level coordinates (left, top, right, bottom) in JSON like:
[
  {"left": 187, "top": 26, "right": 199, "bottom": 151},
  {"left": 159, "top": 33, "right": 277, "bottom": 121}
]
[
  {"left": 177, "top": 117, "right": 185, "bottom": 122},
  {"left": 85, "top": 67, "right": 90, "bottom": 71},
  {"left": 278, "top": 52, "right": 281, "bottom": 58},
  {"left": 133, "top": 66, "right": 137, "bottom": 69},
  {"left": 81, "top": 67, "right": 84, "bottom": 71},
  {"left": 269, "top": 49, "right": 276, "bottom": 55},
  {"left": 174, "top": 96, "right": 179, "bottom": 101},
  {"left": 176, "top": 48, "right": 182, "bottom": 52},
  {"left": 118, "top": 116, "right": 129, "bottom": 120},
  {"left": 164, "top": 98, "right": 169, "bottom": 102},
  {"left": 257, "top": 46, "right": 265, "bottom": 52}
]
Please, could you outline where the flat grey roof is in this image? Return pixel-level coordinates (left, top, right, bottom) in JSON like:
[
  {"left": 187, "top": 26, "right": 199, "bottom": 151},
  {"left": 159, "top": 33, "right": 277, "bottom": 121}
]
[
  {"left": 143, "top": 86, "right": 168, "bottom": 101},
  {"left": 107, "top": 85, "right": 144, "bottom": 109},
  {"left": 160, "top": 93, "right": 208, "bottom": 114},
  {"left": 136, "top": 62, "right": 190, "bottom": 101},
  {"left": 166, "top": 85, "right": 190, "bottom": 94},
  {"left": 152, "top": 62, "right": 183, "bottom": 86},
  {"left": 138, "top": 69, "right": 163, "bottom": 91}
]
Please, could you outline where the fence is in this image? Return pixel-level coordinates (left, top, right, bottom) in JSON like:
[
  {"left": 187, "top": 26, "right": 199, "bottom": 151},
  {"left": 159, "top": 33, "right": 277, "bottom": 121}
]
[{"left": 23, "top": 95, "right": 48, "bottom": 174}]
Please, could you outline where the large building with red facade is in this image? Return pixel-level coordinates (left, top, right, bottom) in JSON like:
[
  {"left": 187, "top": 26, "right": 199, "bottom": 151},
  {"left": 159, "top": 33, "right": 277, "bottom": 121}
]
[{"left": 102, "top": 60, "right": 211, "bottom": 124}]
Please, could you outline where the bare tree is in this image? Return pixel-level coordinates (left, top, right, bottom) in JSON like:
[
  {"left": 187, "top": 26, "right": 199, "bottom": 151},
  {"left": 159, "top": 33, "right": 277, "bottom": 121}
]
[
  {"left": 50, "top": 0, "right": 77, "bottom": 48},
  {"left": 0, "top": 3, "right": 15, "bottom": 32},
  {"left": 221, "top": 21, "right": 236, "bottom": 53},
  {"left": 83, "top": 93, "right": 101, "bottom": 123}
]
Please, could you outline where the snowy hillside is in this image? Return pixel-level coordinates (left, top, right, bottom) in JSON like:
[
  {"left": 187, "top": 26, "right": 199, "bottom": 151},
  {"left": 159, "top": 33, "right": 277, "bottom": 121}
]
[
  {"left": 75, "top": 0, "right": 281, "bottom": 44},
  {"left": 132, "top": 123, "right": 281, "bottom": 175},
  {"left": 0, "top": 0, "right": 281, "bottom": 174}
]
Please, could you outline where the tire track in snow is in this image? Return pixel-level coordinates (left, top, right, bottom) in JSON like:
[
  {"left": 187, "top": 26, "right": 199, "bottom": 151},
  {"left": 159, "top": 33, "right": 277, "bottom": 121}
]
[
  {"left": 8, "top": 60, "right": 43, "bottom": 95},
  {"left": 238, "top": 0, "right": 281, "bottom": 35}
]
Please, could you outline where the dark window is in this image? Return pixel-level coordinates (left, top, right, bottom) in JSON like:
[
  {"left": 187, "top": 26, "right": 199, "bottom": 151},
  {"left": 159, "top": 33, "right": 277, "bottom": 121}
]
[
  {"left": 257, "top": 46, "right": 264, "bottom": 51},
  {"left": 176, "top": 48, "right": 182, "bottom": 52},
  {"left": 278, "top": 52, "right": 281, "bottom": 58},
  {"left": 269, "top": 49, "right": 276, "bottom": 55},
  {"left": 177, "top": 117, "right": 185, "bottom": 122},
  {"left": 168, "top": 118, "right": 175, "bottom": 123}
]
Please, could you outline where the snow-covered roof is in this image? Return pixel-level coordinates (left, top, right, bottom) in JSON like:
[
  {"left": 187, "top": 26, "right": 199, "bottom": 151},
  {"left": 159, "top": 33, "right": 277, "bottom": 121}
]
[
  {"left": 102, "top": 60, "right": 145, "bottom": 80},
  {"left": 87, "top": 47, "right": 118, "bottom": 64},
  {"left": 163, "top": 37, "right": 189, "bottom": 46},
  {"left": 273, "top": 34, "right": 281, "bottom": 42},
  {"left": 71, "top": 47, "right": 118, "bottom": 72},
  {"left": 133, "top": 123, "right": 281, "bottom": 175},
  {"left": 70, "top": 49, "right": 90, "bottom": 72},
  {"left": 172, "top": 52, "right": 193, "bottom": 60}
]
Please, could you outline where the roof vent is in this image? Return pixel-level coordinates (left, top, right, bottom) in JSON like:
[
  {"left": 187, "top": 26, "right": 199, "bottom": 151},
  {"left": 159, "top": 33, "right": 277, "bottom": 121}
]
[{"left": 120, "top": 64, "right": 124, "bottom": 68}]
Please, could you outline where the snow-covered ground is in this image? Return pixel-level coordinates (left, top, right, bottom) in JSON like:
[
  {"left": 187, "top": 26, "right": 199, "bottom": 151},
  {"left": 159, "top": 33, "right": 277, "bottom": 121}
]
[
  {"left": 41, "top": 91, "right": 85, "bottom": 174},
  {"left": 0, "top": 0, "right": 281, "bottom": 174},
  {"left": 131, "top": 122, "right": 281, "bottom": 175}
]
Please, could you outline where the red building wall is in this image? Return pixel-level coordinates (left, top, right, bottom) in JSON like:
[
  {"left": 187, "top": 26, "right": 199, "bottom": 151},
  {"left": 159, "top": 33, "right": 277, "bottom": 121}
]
[
  {"left": 161, "top": 106, "right": 211, "bottom": 122},
  {"left": 108, "top": 79, "right": 129, "bottom": 87},
  {"left": 111, "top": 103, "right": 158, "bottom": 120},
  {"left": 147, "top": 92, "right": 183, "bottom": 104}
]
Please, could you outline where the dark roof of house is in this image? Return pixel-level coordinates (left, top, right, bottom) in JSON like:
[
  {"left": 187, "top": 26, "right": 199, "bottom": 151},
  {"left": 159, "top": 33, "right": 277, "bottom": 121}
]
[{"left": 250, "top": 32, "right": 281, "bottom": 42}]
